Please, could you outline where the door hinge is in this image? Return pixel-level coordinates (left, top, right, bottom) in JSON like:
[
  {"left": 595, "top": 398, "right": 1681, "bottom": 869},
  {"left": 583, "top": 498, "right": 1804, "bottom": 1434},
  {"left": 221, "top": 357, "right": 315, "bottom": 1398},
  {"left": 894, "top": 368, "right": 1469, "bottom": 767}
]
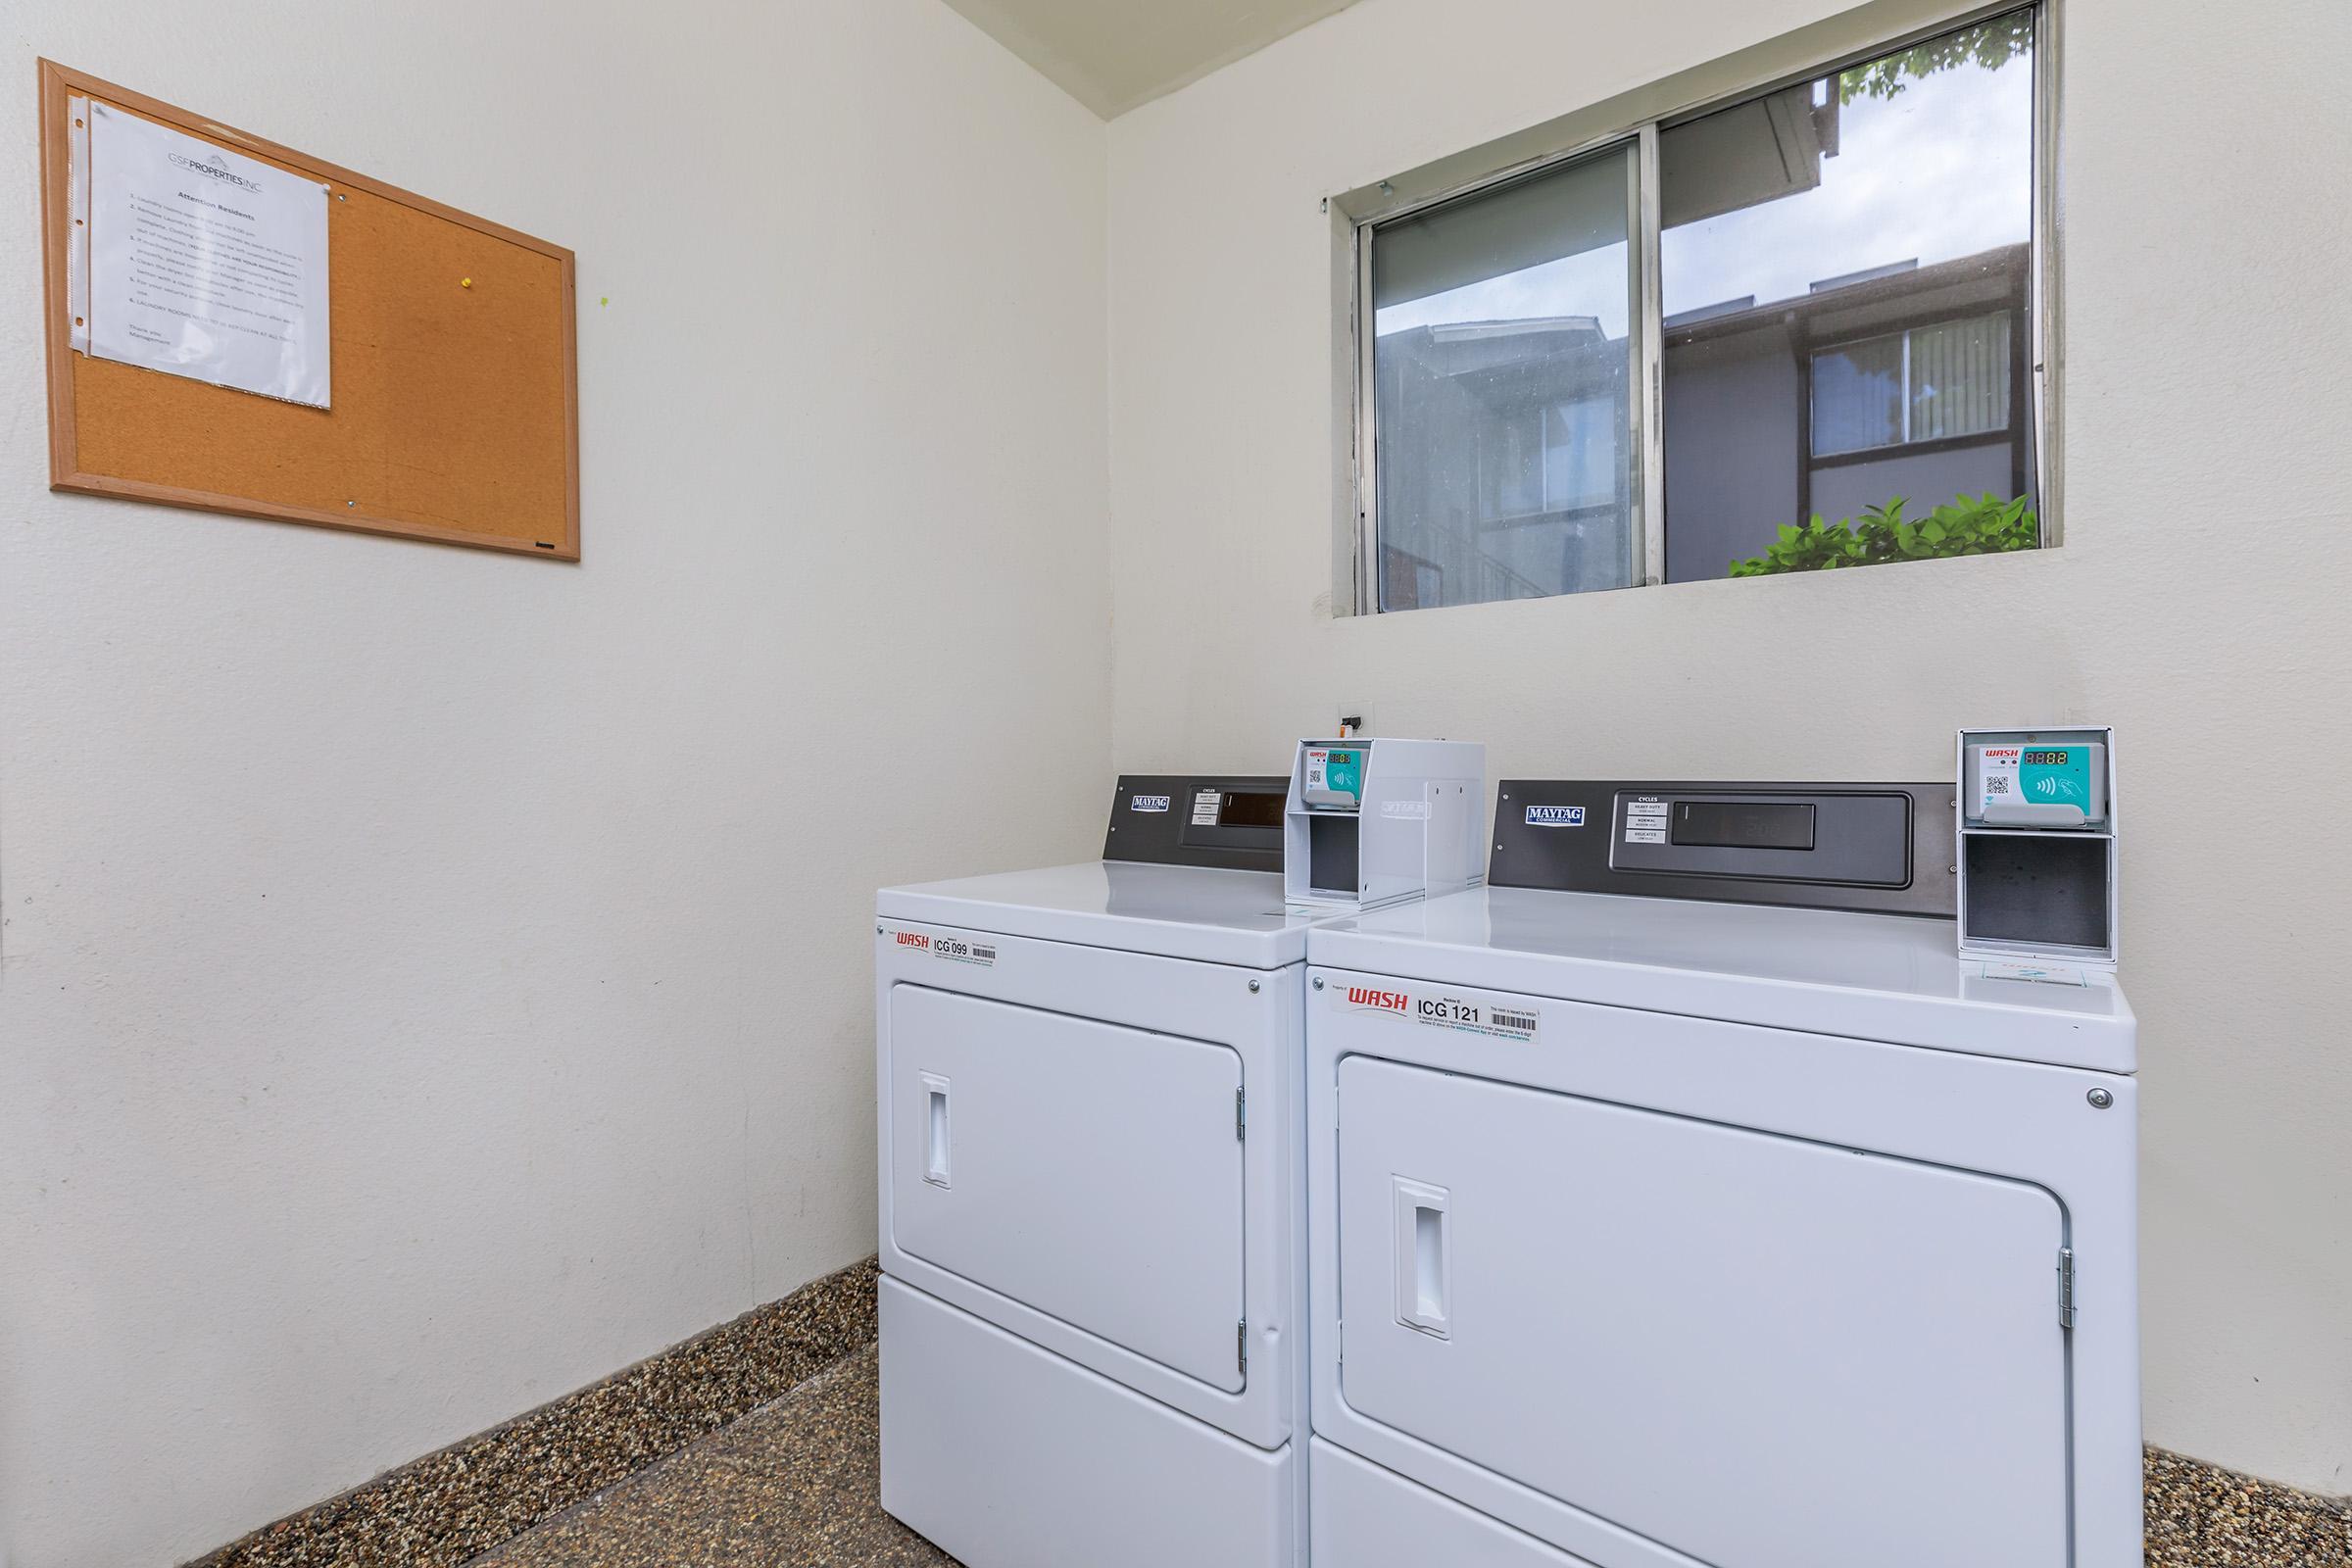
[
  {"left": 1238, "top": 1318, "right": 1249, "bottom": 1374},
  {"left": 1236, "top": 1087, "right": 1247, "bottom": 1141},
  {"left": 2057, "top": 1248, "right": 2076, "bottom": 1330}
]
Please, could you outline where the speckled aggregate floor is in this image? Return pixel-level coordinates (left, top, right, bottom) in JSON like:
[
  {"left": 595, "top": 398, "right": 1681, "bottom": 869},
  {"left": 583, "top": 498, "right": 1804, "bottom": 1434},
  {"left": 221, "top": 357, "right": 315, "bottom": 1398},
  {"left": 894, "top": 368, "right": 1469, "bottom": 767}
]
[
  {"left": 463, "top": 1347, "right": 956, "bottom": 1568},
  {"left": 182, "top": 1250, "right": 2344, "bottom": 1568},
  {"left": 464, "top": 1336, "right": 2349, "bottom": 1568}
]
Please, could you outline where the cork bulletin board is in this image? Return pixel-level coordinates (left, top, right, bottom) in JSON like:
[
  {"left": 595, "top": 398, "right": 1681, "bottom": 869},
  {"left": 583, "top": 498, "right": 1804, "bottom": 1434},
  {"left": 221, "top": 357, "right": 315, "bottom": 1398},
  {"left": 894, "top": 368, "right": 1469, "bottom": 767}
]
[{"left": 36, "top": 60, "right": 581, "bottom": 560}]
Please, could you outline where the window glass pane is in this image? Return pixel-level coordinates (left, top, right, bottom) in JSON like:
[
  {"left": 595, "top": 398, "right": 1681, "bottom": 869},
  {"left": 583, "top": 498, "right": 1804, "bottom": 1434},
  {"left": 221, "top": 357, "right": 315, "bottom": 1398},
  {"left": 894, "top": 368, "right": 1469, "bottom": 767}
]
[
  {"left": 1910, "top": 313, "right": 2011, "bottom": 441},
  {"left": 1546, "top": 398, "right": 1620, "bottom": 512},
  {"left": 1658, "top": 13, "right": 2037, "bottom": 582},
  {"left": 1811, "top": 333, "right": 1905, "bottom": 456},
  {"left": 1372, "top": 145, "right": 1638, "bottom": 611}
]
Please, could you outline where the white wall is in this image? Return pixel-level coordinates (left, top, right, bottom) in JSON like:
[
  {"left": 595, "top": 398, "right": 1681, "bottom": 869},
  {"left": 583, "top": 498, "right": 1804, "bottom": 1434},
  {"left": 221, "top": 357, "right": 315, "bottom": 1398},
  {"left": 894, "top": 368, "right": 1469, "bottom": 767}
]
[
  {"left": 0, "top": 1, "right": 1109, "bottom": 1562},
  {"left": 1108, "top": 0, "right": 2352, "bottom": 1496}
]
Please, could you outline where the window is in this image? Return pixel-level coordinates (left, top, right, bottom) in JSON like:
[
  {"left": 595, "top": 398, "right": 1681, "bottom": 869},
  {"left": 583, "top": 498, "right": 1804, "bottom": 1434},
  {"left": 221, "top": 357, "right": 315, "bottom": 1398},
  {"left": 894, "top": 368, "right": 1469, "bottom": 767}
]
[
  {"left": 1357, "top": 9, "right": 2044, "bottom": 610},
  {"left": 1370, "top": 147, "right": 1641, "bottom": 610},
  {"left": 1812, "top": 315, "right": 2013, "bottom": 456}
]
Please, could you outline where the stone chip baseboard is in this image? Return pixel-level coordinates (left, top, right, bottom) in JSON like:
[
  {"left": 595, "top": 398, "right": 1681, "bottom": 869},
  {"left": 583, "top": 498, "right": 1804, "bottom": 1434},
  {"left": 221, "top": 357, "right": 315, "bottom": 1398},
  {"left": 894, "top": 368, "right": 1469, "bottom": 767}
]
[
  {"left": 2144, "top": 1446, "right": 2352, "bottom": 1567},
  {"left": 182, "top": 1256, "right": 879, "bottom": 1568}
]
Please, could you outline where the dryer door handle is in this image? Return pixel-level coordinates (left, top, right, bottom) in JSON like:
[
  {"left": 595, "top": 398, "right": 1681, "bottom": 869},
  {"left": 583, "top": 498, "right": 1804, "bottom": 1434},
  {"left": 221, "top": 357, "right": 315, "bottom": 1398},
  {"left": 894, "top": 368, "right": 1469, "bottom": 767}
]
[
  {"left": 1395, "top": 1177, "right": 1450, "bottom": 1338},
  {"left": 919, "top": 1071, "right": 951, "bottom": 1188}
]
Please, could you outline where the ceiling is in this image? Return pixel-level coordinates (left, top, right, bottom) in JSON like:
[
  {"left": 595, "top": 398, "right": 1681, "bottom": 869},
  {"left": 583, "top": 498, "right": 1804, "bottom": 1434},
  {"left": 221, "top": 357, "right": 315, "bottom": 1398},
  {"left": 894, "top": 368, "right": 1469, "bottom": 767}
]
[{"left": 942, "top": 0, "right": 1363, "bottom": 118}]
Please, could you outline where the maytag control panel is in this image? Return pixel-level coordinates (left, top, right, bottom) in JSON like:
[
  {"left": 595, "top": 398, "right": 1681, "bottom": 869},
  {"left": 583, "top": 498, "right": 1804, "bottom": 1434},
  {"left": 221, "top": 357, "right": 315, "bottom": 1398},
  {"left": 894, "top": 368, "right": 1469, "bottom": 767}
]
[
  {"left": 1102, "top": 775, "right": 1288, "bottom": 872},
  {"left": 1492, "top": 779, "right": 1957, "bottom": 917}
]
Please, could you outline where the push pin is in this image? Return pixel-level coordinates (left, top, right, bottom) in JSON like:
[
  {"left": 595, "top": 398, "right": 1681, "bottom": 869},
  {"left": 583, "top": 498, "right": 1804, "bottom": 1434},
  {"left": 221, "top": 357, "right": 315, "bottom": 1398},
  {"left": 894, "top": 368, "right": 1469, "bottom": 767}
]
[{"left": 460, "top": 276, "right": 473, "bottom": 289}]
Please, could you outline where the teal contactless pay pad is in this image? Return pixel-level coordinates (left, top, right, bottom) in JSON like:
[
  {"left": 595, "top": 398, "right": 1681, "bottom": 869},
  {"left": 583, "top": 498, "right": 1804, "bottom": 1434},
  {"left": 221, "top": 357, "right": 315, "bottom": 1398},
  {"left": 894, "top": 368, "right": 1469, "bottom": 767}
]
[{"left": 1966, "top": 742, "right": 2107, "bottom": 828}]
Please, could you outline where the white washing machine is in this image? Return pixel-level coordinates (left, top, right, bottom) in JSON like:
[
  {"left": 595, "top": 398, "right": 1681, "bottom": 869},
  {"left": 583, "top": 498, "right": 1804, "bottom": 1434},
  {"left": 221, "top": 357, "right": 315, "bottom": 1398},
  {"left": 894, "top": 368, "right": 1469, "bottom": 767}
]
[
  {"left": 1304, "top": 777, "right": 2140, "bottom": 1568},
  {"left": 874, "top": 745, "right": 1481, "bottom": 1568}
]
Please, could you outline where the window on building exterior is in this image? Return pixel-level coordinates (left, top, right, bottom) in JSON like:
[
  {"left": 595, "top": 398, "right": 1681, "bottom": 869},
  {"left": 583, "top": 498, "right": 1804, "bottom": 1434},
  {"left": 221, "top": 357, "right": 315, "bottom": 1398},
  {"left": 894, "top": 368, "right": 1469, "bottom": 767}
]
[
  {"left": 1811, "top": 315, "right": 2013, "bottom": 457},
  {"left": 1360, "top": 9, "right": 2042, "bottom": 611}
]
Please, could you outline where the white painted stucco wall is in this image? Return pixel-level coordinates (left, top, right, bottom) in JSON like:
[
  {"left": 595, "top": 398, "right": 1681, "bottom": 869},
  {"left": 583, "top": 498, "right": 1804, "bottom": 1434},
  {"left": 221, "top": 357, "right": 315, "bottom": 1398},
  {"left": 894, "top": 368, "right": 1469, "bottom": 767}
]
[
  {"left": 0, "top": 2, "right": 1109, "bottom": 1562},
  {"left": 1107, "top": 0, "right": 2352, "bottom": 1496}
]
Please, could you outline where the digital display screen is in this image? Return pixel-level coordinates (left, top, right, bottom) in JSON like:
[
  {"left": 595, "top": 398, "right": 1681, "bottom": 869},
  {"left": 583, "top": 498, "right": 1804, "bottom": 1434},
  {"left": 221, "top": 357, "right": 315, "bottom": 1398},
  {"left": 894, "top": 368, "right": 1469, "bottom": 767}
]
[
  {"left": 1671, "top": 801, "right": 1817, "bottom": 851},
  {"left": 2022, "top": 750, "right": 2073, "bottom": 765},
  {"left": 1219, "top": 789, "right": 1285, "bottom": 829}
]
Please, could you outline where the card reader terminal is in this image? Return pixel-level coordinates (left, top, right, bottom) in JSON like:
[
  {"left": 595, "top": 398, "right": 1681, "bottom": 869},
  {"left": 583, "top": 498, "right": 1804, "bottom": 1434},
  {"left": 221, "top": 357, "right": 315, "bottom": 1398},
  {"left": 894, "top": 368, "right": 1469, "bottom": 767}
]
[
  {"left": 1302, "top": 747, "right": 1364, "bottom": 809},
  {"left": 1965, "top": 742, "right": 2108, "bottom": 828}
]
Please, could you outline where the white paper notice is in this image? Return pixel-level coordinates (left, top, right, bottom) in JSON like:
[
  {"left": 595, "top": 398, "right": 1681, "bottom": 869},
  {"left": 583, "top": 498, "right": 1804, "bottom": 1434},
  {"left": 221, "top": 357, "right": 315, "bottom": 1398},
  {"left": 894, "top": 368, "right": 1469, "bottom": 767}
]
[{"left": 84, "top": 102, "right": 329, "bottom": 407}]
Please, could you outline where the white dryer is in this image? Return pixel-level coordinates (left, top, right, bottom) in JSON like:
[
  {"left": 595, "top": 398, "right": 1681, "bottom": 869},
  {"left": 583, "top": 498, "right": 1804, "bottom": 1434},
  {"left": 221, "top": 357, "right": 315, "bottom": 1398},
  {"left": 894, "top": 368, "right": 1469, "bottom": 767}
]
[
  {"left": 874, "top": 772, "right": 1314, "bottom": 1568},
  {"left": 1305, "top": 778, "right": 2139, "bottom": 1568}
]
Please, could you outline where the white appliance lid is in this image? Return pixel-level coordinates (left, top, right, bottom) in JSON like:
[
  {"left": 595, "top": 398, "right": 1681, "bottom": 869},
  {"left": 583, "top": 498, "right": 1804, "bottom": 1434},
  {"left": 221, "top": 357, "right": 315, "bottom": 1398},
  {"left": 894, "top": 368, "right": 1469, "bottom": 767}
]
[
  {"left": 879, "top": 860, "right": 1314, "bottom": 969},
  {"left": 1309, "top": 886, "right": 2134, "bottom": 1073}
]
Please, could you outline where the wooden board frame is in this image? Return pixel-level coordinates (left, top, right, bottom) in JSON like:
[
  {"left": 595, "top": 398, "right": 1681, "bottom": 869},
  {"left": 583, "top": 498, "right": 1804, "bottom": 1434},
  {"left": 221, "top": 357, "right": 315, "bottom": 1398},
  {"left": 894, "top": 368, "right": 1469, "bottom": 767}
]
[{"left": 37, "top": 60, "right": 581, "bottom": 560}]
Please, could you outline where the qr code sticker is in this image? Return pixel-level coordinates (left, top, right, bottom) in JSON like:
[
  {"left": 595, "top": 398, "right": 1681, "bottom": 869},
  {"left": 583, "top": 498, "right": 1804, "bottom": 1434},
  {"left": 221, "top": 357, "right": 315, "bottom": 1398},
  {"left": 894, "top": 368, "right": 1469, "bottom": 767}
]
[{"left": 1986, "top": 775, "right": 2011, "bottom": 793}]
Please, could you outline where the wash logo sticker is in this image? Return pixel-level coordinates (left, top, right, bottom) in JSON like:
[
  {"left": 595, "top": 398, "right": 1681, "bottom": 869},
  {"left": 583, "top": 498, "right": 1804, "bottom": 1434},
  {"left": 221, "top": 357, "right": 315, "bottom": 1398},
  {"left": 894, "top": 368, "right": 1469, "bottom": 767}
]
[
  {"left": 1335, "top": 981, "right": 1539, "bottom": 1044},
  {"left": 1526, "top": 805, "right": 1586, "bottom": 827},
  {"left": 885, "top": 928, "right": 997, "bottom": 967},
  {"left": 1130, "top": 794, "right": 1172, "bottom": 812}
]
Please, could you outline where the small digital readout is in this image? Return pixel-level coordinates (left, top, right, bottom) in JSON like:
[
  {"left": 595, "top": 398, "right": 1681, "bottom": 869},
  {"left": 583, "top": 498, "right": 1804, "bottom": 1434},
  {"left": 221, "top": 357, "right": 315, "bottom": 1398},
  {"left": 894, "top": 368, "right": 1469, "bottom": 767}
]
[
  {"left": 2022, "top": 750, "right": 2073, "bottom": 765},
  {"left": 1670, "top": 801, "right": 1818, "bottom": 851},
  {"left": 1218, "top": 789, "right": 1285, "bottom": 829}
]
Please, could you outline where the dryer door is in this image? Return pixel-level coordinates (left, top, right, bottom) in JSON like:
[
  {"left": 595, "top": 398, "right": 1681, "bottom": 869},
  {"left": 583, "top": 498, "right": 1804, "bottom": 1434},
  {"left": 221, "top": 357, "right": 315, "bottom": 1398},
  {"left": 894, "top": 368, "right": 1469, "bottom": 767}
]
[
  {"left": 890, "top": 985, "right": 1247, "bottom": 1392},
  {"left": 1335, "top": 1053, "right": 2069, "bottom": 1568}
]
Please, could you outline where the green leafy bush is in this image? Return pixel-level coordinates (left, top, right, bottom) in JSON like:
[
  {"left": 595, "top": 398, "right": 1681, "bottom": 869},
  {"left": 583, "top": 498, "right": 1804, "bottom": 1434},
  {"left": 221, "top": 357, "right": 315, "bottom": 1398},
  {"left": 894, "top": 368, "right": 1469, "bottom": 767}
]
[
  {"left": 1727, "top": 493, "right": 2037, "bottom": 578},
  {"left": 1838, "top": 14, "right": 2034, "bottom": 104}
]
